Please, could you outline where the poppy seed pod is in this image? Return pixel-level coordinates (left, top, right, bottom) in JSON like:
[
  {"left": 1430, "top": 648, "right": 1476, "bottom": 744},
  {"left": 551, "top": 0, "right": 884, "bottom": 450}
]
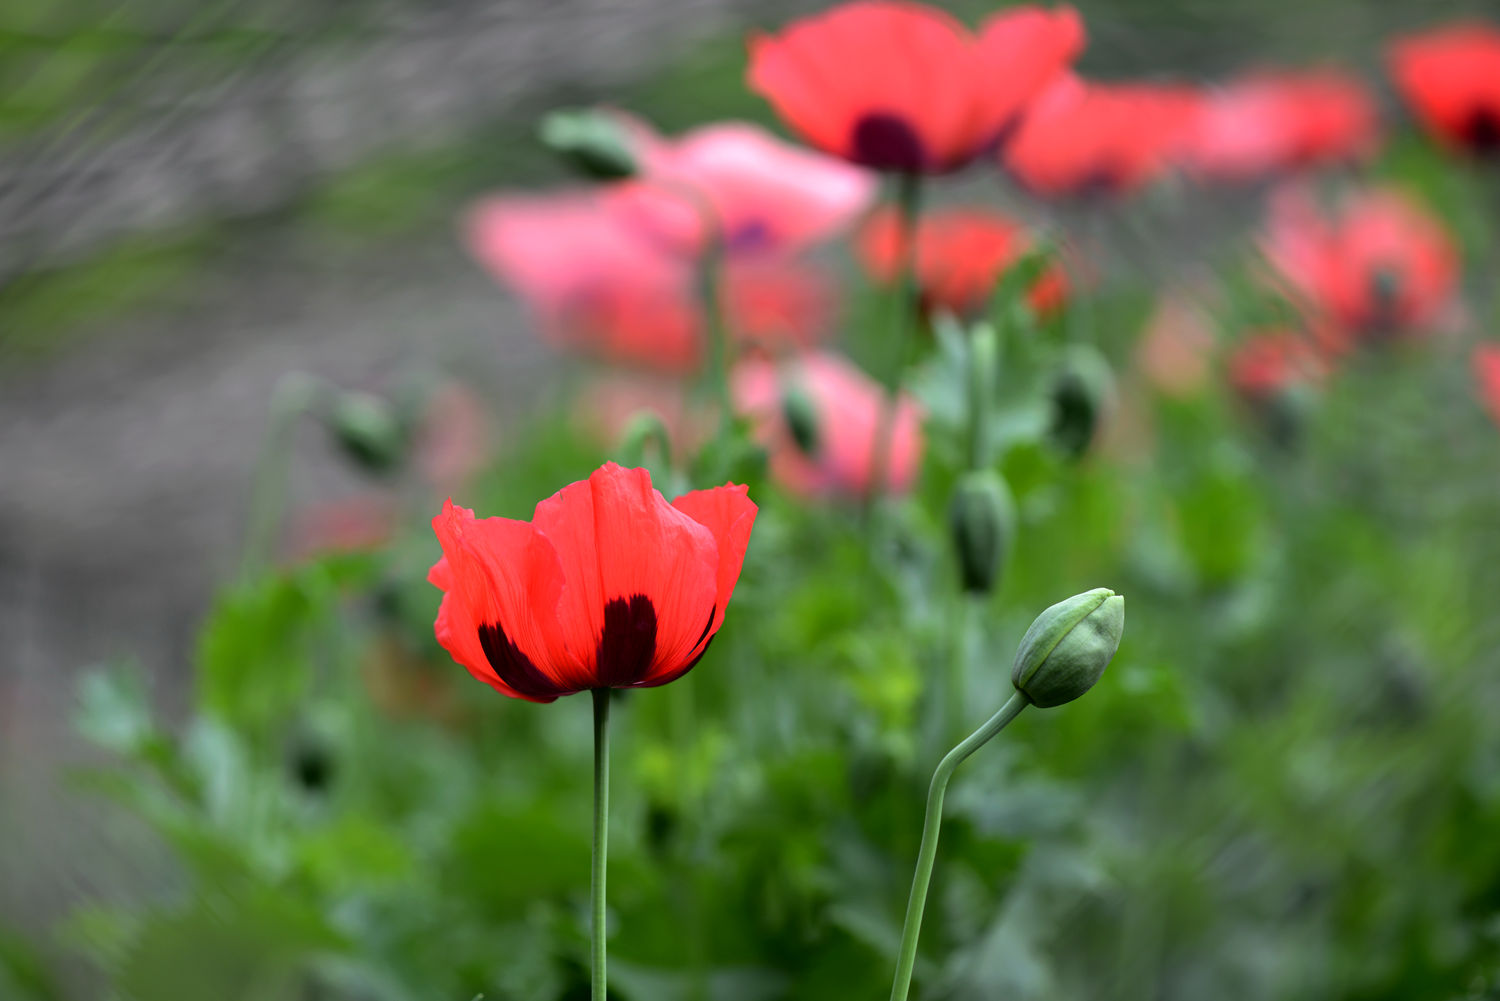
[
  {"left": 330, "top": 392, "right": 408, "bottom": 475},
  {"left": 781, "top": 382, "right": 822, "bottom": 456},
  {"left": 1011, "top": 587, "right": 1124, "bottom": 707},
  {"left": 1048, "top": 344, "right": 1115, "bottom": 459},
  {"left": 539, "top": 108, "right": 638, "bottom": 180},
  {"left": 948, "top": 469, "right": 1016, "bottom": 594}
]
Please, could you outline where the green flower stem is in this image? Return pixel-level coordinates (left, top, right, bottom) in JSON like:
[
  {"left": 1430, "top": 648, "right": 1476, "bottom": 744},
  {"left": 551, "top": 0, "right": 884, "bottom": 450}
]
[
  {"left": 696, "top": 235, "right": 734, "bottom": 428},
  {"left": 239, "top": 371, "right": 324, "bottom": 581},
  {"left": 591, "top": 689, "right": 612, "bottom": 1001},
  {"left": 866, "top": 171, "right": 924, "bottom": 521},
  {"left": 889, "top": 690, "right": 1030, "bottom": 1001}
]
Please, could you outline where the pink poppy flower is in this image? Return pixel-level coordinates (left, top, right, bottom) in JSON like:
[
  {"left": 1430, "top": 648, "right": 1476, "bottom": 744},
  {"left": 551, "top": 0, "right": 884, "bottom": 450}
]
[
  {"left": 1260, "top": 184, "right": 1458, "bottom": 347},
  {"left": 467, "top": 191, "right": 833, "bottom": 371},
  {"left": 613, "top": 116, "right": 877, "bottom": 255},
  {"left": 1002, "top": 75, "right": 1200, "bottom": 198},
  {"left": 1185, "top": 70, "right": 1378, "bottom": 180},
  {"left": 733, "top": 351, "right": 923, "bottom": 498},
  {"left": 1472, "top": 346, "right": 1500, "bottom": 426}
]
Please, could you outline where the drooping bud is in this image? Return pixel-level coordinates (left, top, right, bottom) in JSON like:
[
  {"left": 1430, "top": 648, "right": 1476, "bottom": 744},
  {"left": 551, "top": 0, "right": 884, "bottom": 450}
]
[
  {"left": 1011, "top": 587, "right": 1124, "bottom": 708},
  {"left": 1048, "top": 344, "right": 1115, "bottom": 460},
  {"left": 539, "top": 108, "right": 638, "bottom": 181},
  {"left": 947, "top": 469, "right": 1016, "bottom": 594},
  {"left": 330, "top": 391, "right": 408, "bottom": 475},
  {"left": 781, "top": 382, "right": 821, "bottom": 456}
]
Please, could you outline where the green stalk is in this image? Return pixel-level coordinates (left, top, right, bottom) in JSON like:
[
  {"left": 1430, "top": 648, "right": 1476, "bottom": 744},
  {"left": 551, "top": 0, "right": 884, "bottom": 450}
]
[
  {"left": 591, "top": 689, "right": 612, "bottom": 1001},
  {"left": 889, "top": 691, "right": 1030, "bottom": 1001},
  {"left": 865, "top": 171, "right": 924, "bottom": 520},
  {"left": 697, "top": 234, "right": 734, "bottom": 429},
  {"left": 239, "top": 371, "right": 323, "bottom": 581}
]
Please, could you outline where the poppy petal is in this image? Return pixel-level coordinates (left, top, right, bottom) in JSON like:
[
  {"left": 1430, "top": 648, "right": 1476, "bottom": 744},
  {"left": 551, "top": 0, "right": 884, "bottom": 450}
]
[
  {"left": 669, "top": 483, "right": 758, "bottom": 659},
  {"left": 533, "top": 463, "right": 719, "bottom": 687},
  {"left": 429, "top": 500, "right": 570, "bottom": 701}
]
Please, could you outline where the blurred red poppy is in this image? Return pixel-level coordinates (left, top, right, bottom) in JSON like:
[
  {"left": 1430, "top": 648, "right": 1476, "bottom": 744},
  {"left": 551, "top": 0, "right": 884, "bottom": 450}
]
[
  {"left": 612, "top": 116, "right": 876, "bottom": 255},
  {"left": 747, "top": 1, "right": 1083, "bottom": 173},
  {"left": 857, "top": 206, "right": 1066, "bottom": 317},
  {"left": 1184, "top": 70, "right": 1378, "bottom": 180},
  {"left": 466, "top": 191, "right": 832, "bottom": 371},
  {"left": 733, "top": 351, "right": 923, "bottom": 498},
  {"left": 1002, "top": 75, "right": 1199, "bottom": 198},
  {"left": 1228, "top": 330, "right": 1328, "bottom": 400},
  {"left": 429, "top": 463, "right": 756, "bottom": 702},
  {"left": 1388, "top": 23, "right": 1500, "bottom": 156},
  {"left": 1473, "top": 346, "right": 1500, "bottom": 425},
  {"left": 1260, "top": 184, "right": 1458, "bottom": 346}
]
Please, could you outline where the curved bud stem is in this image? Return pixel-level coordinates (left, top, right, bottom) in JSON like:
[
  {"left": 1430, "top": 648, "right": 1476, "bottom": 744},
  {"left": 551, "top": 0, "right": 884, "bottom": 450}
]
[{"left": 889, "top": 690, "right": 1030, "bottom": 1001}]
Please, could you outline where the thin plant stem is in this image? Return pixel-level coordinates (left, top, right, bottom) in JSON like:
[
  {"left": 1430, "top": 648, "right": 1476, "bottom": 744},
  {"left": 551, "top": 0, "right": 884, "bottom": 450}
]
[
  {"left": 697, "top": 236, "right": 735, "bottom": 429},
  {"left": 889, "top": 690, "right": 1030, "bottom": 1001},
  {"left": 239, "top": 371, "right": 323, "bottom": 581},
  {"left": 865, "top": 171, "right": 924, "bottom": 523},
  {"left": 591, "top": 689, "right": 612, "bottom": 1001}
]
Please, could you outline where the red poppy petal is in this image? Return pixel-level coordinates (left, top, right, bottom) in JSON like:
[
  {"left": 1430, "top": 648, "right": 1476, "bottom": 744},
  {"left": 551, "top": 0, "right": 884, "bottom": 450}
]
[
  {"left": 534, "top": 463, "right": 719, "bottom": 687},
  {"left": 430, "top": 499, "right": 570, "bottom": 701},
  {"left": 670, "top": 483, "right": 758, "bottom": 656}
]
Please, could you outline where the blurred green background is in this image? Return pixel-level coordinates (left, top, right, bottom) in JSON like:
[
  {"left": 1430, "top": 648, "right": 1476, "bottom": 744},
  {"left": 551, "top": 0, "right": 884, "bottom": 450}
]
[{"left": 3, "top": 1, "right": 1500, "bottom": 999}]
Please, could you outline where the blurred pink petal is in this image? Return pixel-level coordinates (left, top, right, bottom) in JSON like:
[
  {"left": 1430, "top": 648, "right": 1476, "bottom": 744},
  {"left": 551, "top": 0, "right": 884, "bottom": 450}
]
[
  {"left": 466, "top": 189, "right": 701, "bottom": 372},
  {"left": 1260, "top": 183, "right": 1458, "bottom": 345},
  {"left": 1003, "top": 75, "right": 1200, "bottom": 198},
  {"left": 733, "top": 351, "right": 923, "bottom": 499},
  {"left": 417, "top": 382, "right": 492, "bottom": 492},
  {"left": 615, "top": 116, "right": 878, "bottom": 256},
  {"left": 1186, "top": 70, "right": 1378, "bottom": 180}
]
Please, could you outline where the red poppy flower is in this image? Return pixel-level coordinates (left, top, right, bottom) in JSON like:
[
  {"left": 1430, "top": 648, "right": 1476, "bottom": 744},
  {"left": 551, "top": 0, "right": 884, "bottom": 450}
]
[
  {"left": 1388, "top": 23, "right": 1500, "bottom": 156},
  {"left": 747, "top": 1, "right": 1083, "bottom": 173},
  {"left": 466, "top": 191, "right": 833, "bottom": 372},
  {"left": 429, "top": 463, "right": 756, "bottom": 702},
  {"left": 1002, "top": 75, "right": 1199, "bottom": 198},
  {"left": 1185, "top": 70, "right": 1378, "bottom": 180},
  {"left": 1260, "top": 184, "right": 1458, "bottom": 345},
  {"left": 1227, "top": 330, "right": 1328, "bottom": 400},
  {"left": 857, "top": 206, "right": 1067, "bottom": 317},
  {"left": 1473, "top": 346, "right": 1500, "bottom": 425},
  {"left": 611, "top": 116, "right": 877, "bottom": 255},
  {"left": 733, "top": 351, "right": 923, "bottom": 498}
]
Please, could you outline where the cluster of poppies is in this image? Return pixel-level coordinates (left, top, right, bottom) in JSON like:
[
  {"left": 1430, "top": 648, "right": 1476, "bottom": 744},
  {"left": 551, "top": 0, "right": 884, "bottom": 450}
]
[{"left": 467, "top": 3, "right": 1500, "bottom": 505}]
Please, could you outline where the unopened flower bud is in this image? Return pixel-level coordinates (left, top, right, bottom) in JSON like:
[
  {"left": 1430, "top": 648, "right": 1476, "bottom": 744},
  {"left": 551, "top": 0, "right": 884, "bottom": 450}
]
[
  {"left": 330, "top": 391, "right": 407, "bottom": 474},
  {"left": 781, "top": 382, "right": 821, "bottom": 456},
  {"left": 539, "top": 109, "right": 637, "bottom": 181},
  {"left": 1011, "top": 587, "right": 1124, "bottom": 708},
  {"left": 947, "top": 469, "right": 1016, "bottom": 594},
  {"left": 1048, "top": 345, "right": 1115, "bottom": 460}
]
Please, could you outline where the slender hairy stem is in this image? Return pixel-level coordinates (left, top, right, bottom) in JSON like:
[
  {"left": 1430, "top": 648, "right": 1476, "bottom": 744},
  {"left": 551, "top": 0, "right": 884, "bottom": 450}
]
[
  {"left": 239, "top": 371, "right": 323, "bottom": 581},
  {"left": 889, "top": 691, "right": 1030, "bottom": 1001},
  {"left": 865, "top": 171, "right": 924, "bottom": 521},
  {"left": 591, "top": 689, "right": 612, "bottom": 1001},
  {"left": 697, "top": 235, "right": 735, "bottom": 429}
]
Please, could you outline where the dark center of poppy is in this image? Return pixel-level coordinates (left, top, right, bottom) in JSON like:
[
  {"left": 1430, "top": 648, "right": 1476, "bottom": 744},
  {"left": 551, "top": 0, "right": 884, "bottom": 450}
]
[
  {"left": 1360, "top": 265, "right": 1405, "bottom": 339},
  {"left": 479, "top": 621, "right": 565, "bottom": 699},
  {"left": 1463, "top": 107, "right": 1500, "bottom": 155},
  {"left": 850, "top": 113, "right": 928, "bottom": 173},
  {"left": 727, "top": 218, "right": 776, "bottom": 254},
  {"left": 595, "top": 594, "right": 658, "bottom": 688}
]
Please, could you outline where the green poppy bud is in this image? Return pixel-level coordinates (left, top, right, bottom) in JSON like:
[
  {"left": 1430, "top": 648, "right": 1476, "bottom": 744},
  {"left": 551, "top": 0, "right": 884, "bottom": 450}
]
[
  {"left": 1011, "top": 588, "right": 1124, "bottom": 708},
  {"left": 539, "top": 108, "right": 637, "bottom": 181},
  {"left": 330, "top": 391, "right": 407, "bottom": 474},
  {"left": 947, "top": 469, "right": 1016, "bottom": 594},
  {"left": 781, "top": 382, "right": 821, "bottom": 456},
  {"left": 1048, "top": 345, "right": 1115, "bottom": 460}
]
